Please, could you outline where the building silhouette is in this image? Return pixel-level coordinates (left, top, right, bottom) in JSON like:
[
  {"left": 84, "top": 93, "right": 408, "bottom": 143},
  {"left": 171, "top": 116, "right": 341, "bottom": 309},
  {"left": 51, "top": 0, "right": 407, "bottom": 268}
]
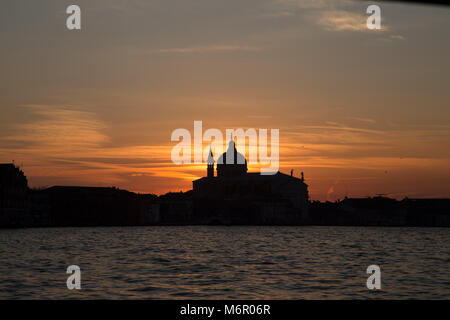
[
  {"left": 192, "top": 138, "right": 309, "bottom": 224},
  {"left": 0, "top": 164, "right": 28, "bottom": 209},
  {"left": 0, "top": 163, "right": 30, "bottom": 226}
]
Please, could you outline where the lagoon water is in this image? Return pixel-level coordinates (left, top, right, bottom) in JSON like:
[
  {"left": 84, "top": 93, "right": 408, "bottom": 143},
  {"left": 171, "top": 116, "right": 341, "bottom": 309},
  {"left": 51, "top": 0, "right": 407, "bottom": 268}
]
[{"left": 0, "top": 226, "right": 449, "bottom": 299}]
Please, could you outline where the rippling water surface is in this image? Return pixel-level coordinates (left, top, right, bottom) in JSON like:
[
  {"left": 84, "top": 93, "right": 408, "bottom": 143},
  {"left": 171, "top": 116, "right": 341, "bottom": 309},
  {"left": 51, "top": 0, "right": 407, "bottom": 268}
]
[{"left": 0, "top": 226, "right": 449, "bottom": 299}]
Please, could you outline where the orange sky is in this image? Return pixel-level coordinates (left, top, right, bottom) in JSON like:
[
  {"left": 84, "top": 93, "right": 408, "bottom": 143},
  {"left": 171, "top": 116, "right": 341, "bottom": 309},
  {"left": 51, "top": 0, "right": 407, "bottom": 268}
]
[{"left": 1, "top": 1, "right": 450, "bottom": 201}]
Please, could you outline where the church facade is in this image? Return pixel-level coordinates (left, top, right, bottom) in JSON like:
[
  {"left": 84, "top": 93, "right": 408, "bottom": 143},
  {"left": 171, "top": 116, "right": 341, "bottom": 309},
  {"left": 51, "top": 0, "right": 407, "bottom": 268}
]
[{"left": 192, "top": 139, "right": 309, "bottom": 225}]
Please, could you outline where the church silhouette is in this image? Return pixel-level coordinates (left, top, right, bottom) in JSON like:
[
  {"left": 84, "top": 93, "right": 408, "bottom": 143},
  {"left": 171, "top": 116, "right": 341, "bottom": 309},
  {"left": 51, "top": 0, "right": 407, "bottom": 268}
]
[{"left": 192, "top": 137, "right": 309, "bottom": 225}]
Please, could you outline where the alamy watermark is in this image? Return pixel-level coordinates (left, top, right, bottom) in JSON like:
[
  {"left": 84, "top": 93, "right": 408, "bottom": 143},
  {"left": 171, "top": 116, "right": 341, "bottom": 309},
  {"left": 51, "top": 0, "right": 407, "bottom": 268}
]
[
  {"left": 171, "top": 121, "right": 279, "bottom": 175},
  {"left": 66, "top": 5, "right": 81, "bottom": 30},
  {"left": 366, "top": 265, "right": 381, "bottom": 290},
  {"left": 66, "top": 265, "right": 81, "bottom": 290},
  {"left": 367, "top": 5, "right": 381, "bottom": 30}
]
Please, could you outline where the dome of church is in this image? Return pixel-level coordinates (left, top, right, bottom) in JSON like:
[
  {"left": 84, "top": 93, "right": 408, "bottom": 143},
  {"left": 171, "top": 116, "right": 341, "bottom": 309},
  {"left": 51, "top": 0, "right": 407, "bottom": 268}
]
[{"left": 216, "top": 139, "right": 247, "bottom": 177}]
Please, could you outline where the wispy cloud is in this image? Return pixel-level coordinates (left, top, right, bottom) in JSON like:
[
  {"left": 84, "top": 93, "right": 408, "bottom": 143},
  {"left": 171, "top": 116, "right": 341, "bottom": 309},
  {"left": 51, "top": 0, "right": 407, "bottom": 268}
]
[
  {"left": 347, "top": 117, "right": 376, "bottom": 124},
  {"left": 265, "top": 1, "right": 399, "bottom": 39},
  {"left": 317, "top": 10, "right": 375, "bottom": 32},
  {"left": 2, "top": 105, "right": 109, "bottom": 153},
  {"left": 152, "top": 45, "right": 261, "bottom": 54}
]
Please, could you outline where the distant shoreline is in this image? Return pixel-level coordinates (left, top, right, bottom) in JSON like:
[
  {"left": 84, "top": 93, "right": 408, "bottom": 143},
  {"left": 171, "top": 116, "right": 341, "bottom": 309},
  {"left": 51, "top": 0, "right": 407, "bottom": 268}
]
[{"left": 2, "top": 163, "right": 450, "bottom": 229}]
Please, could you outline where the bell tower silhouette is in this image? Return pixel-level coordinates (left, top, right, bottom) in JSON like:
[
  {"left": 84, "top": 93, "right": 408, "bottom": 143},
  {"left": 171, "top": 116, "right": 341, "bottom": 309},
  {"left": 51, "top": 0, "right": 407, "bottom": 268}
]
[{"left": 207, "top": 147, "right": 214, "bottom": 178}]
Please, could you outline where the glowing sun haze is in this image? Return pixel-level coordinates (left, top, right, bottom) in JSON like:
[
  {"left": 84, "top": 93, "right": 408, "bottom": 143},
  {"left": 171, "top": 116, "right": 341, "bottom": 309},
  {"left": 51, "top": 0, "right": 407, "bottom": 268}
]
[{"left": 1, "top": 0, "right": 450, "bottom": 201}]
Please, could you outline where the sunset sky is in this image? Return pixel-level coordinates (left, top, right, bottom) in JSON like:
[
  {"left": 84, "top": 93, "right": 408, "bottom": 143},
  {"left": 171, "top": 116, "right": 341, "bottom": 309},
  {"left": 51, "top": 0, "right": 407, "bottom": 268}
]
[{"left": 1, "top": 0, "right": 450, "bottom": 201}]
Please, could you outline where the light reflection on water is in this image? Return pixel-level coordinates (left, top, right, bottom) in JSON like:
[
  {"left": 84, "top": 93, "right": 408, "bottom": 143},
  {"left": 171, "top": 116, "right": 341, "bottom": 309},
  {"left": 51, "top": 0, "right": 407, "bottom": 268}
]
[{"left": 0, "top": 226, "right": 449, "bottom": 299}]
